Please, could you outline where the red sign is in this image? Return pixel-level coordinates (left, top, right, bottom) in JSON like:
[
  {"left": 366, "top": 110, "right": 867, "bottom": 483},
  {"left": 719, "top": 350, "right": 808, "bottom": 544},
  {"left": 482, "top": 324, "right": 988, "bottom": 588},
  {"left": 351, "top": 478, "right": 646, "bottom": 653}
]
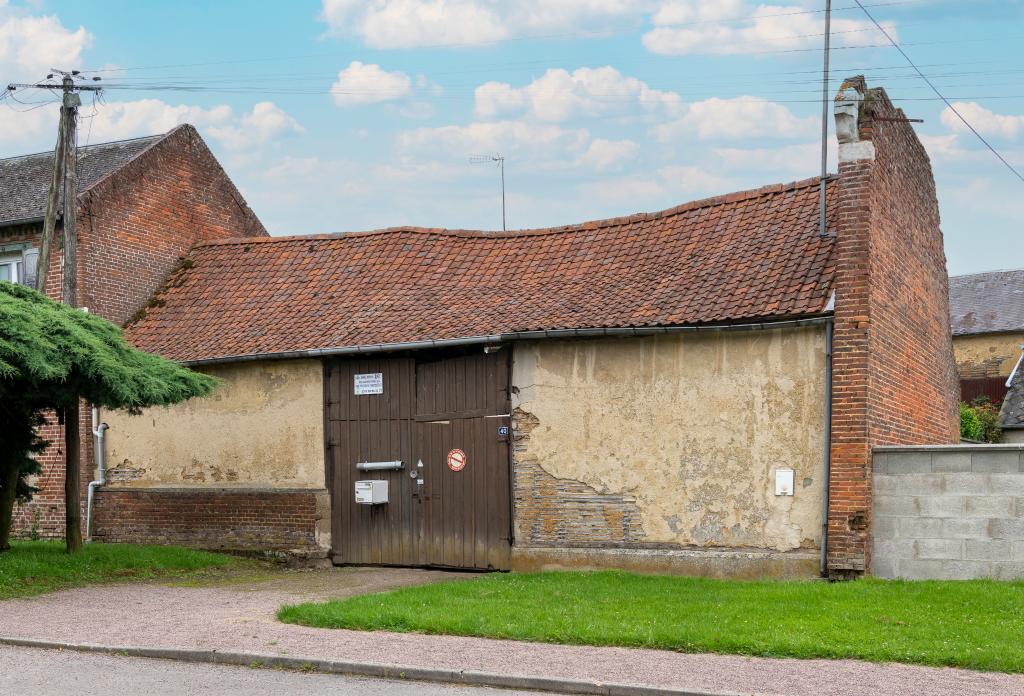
[{"left": 447, "top": 448, "right": 467, "bottom": 472}]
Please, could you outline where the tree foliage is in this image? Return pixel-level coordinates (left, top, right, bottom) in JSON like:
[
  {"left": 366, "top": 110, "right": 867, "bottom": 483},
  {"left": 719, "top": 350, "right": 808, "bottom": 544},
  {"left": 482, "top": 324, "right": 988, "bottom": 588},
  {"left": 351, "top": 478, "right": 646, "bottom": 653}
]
[
  {"left": 0, "top": 281, "right": 218, "bottom": 550},
  {"left": 960, "top": 397, "right": 1003, "bottom": 443}
]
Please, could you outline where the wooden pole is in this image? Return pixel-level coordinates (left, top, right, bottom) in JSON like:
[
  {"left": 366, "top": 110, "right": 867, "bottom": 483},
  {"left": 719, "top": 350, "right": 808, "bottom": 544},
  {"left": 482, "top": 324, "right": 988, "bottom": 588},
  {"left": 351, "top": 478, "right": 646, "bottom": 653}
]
[
  {"left": 35, "top": 95, "right": 69, "bottom": 293},
  {"left": 60, "top": 77, "right": 83, "bottom": 554}
]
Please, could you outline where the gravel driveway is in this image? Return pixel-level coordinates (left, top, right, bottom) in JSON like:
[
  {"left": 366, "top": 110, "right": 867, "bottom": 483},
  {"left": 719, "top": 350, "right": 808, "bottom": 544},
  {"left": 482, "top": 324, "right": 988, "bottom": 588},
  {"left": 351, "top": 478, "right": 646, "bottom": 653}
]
[{"left": 1, "top": 566, "right": 1021, "bottom": 696}]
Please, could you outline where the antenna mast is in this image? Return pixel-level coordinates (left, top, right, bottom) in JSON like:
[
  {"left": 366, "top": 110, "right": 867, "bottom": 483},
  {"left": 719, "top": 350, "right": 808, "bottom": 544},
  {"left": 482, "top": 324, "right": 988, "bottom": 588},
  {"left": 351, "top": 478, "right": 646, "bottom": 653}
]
[
  {"left": 470, "top": 154, "right": 506, "bottom": 232},
  {"left": 819, "top": 0, "right": 832, "bottom": 238}
]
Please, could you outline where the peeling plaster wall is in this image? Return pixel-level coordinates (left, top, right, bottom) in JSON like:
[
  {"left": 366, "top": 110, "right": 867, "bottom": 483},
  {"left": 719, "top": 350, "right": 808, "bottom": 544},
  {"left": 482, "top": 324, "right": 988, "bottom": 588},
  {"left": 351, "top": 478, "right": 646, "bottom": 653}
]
[
  {"left": 511, "top": 329, "right": 827, "bottom": 551},
  {"left": 104, "top": 359, "right": 325, "bottom": 488},
  {"left": 953, "top": 333, "right": 1024, "bottom": 379}
]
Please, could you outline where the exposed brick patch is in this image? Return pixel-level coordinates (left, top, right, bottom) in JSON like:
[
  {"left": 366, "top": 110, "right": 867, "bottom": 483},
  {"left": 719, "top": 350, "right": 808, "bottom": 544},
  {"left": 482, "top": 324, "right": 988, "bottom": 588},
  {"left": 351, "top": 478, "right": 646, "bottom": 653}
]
[
  {"left": 827, "top": 79, "right": 960, "bottom": 575},
  {"left": 92, "top": 488, "right": 319, "bottom": 551},
  {"left": 512, "top": 408, "right": 645, "bottom": 546}
]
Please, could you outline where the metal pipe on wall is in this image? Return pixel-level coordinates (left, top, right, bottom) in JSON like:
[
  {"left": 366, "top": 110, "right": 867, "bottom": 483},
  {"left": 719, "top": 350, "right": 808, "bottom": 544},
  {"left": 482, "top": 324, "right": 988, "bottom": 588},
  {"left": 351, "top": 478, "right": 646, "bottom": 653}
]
[
  {"left": 820, "top": 318, "right": 834, "bottom": 577},
  {"left": 86, "top": 407, "right": 109, "bottom": 543}
]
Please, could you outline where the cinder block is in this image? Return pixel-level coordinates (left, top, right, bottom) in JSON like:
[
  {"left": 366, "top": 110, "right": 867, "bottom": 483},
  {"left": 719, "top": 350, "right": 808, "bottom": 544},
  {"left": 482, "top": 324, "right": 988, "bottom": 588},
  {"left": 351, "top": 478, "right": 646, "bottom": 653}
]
[
  {"left": 899, "top": 473, "right": 944, "bottom": 496},
  {"left": 916, "top": 538, "right": 962, "bottom": 560},
  {"left": 989, "top": 518, "right": 1024, "bottom": 539},
  {"left": 965, "top": 539, "right": 1013, "bottom": 561},
  {"left": 875, "top": 495, "right": 919, "bottom": 517},
  {"left": 917, "top": 496, "right": 963, "bottom": 518},
  {"left": 941, "top": 518, "right": 988, "bottom": 539},
  {"left": 873, "top": 474, "right": 901, "bottom": 494},
  {"left": 873, "top": 515, "right": 898, "bottom": 541},
  {"left": 940, "top": 560, "right": 992, "bottom": 580},
  {"left": 990, "top": 474, "right": 1024, "bottom": 496},
  {"left": 972, "top": 451, "right": 1020, "bottom": 473},
  {"left": 942, "top": 473, "right": 989, "bottom": 495},
  {"left": 875, "top": 539, "right": 917, "bottom": 560},
  {"left": 964, "top": 496, "right": 1014, "bottom": 518},
  {"left": 887, "top": 452, "right": 933, "bottom": 474},
  {"left": 991, "top": 562, "right": 1024, "bottom": 581},
  {"left": 896, "top": 559, "right": 944, "bottom": 580},
  {"left": 900, "top": 517, "right": 943, "bottom": 538},
  {"left": 931, "top": 453, "right": 972, "bottom": 473},
  {"left": 872, "top": 453, "right": 889, "bottom": 475},
  {"left": 1012, "top": 542, "right": 1024, "bottom": 561}
]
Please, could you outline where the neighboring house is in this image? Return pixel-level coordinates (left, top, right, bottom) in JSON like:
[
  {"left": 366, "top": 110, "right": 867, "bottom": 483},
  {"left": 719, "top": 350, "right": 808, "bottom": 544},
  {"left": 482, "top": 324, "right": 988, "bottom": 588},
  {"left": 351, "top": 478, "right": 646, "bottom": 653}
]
[
  {"left": 949, "top": 268, "right": 1024, "bottom": 406},
  {"left": 1, "top": 125, "right": 266, "bottom": 538},
  {"left": 97, "top": 77, "right": 958, "bottom": 579},
  {"left": 1000, "top": 351, "right": 1024, "bottom": 442}
]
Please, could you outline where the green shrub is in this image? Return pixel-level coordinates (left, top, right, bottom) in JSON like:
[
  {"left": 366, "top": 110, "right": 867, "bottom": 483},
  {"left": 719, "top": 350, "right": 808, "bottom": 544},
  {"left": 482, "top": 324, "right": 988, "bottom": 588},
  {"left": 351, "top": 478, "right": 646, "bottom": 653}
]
[
  {"left": 961, "top": 398, "right": 1002, "bottom": 443},
  {"left": 960, "top": 402, "right": 983, "bottom": 441}
]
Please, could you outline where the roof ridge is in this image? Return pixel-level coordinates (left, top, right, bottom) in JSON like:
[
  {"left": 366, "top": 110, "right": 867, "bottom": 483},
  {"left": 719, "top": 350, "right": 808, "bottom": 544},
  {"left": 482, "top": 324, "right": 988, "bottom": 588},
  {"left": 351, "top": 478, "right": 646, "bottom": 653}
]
[
  {"left": 0, "top": 131, "right": 167, "bottom": 163},
  {"left": 195, "top": 175, "right": 830, "bottom": 249},
  {"left": 951, "top": 268, "right": 1024, "bottom": 280}
]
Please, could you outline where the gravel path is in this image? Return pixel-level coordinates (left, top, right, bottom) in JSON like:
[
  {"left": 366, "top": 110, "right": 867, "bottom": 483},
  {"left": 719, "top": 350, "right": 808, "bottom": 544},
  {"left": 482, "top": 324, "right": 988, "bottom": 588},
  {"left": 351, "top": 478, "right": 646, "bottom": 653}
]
[{"left": 1, "top": 567, "right": 1021, "bottom": 696}]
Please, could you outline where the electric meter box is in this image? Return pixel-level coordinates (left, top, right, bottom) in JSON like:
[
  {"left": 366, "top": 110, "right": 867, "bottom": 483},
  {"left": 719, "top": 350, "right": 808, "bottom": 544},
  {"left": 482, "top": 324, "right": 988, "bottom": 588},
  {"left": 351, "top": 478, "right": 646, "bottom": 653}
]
[{"left": 355, "top": 480, "right": 389, "bottom": 505}]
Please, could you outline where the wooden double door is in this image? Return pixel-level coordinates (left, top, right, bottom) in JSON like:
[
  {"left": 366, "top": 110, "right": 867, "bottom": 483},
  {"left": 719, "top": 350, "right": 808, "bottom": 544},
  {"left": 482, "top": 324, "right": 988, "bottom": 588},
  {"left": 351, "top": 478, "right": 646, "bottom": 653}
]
[{"left": 326, "top": 350, "right": 512, "bottom": 570}]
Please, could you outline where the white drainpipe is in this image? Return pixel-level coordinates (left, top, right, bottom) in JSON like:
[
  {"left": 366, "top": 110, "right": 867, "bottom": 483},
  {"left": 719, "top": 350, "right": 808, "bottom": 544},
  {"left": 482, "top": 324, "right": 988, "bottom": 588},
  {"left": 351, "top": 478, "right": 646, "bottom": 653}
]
[{"left": 86, "top": 407, "right": 109, "bottom": 542}]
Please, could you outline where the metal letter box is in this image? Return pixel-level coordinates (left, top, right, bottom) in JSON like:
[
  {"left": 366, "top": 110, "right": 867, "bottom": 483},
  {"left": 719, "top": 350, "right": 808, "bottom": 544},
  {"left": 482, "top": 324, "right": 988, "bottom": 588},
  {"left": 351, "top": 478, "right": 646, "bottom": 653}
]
[{"left": 355, "top": 480, "right": 389, "bottom": 505}]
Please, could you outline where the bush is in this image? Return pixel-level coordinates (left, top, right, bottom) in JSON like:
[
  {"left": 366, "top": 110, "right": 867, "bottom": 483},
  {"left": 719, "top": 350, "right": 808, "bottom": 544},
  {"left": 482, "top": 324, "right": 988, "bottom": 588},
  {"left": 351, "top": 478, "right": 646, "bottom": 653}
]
[{"left": 960, "top": 398, "right": 1002, "bottom": 443}]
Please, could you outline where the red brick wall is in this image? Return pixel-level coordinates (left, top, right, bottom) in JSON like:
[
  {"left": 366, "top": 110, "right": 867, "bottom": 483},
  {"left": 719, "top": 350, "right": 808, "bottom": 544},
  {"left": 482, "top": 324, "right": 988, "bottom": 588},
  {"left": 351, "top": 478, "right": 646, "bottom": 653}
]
[
  {"left": 92, "top": 488, "right": 318, "bottom": 550},
  {"left": 8, "top": 125, "right": 265, "bottom": 540},
  {"left": 827, "top": 79, "right": 960, "bottom": 575}
]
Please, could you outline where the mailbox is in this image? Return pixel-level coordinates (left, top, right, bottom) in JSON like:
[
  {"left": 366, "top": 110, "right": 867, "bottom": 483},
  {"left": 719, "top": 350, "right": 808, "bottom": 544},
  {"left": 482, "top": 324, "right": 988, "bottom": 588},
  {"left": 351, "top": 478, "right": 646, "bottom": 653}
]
[{"left": 355, "top": 480, "right": 389, "bottom": 505}]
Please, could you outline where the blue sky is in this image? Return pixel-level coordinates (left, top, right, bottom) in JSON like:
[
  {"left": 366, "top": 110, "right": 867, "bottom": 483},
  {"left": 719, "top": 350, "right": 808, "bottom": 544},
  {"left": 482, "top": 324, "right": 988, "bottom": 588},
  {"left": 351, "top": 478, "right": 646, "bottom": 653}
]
[{"left": 1, "top": 0, "right": 1021, "bottom": 275}]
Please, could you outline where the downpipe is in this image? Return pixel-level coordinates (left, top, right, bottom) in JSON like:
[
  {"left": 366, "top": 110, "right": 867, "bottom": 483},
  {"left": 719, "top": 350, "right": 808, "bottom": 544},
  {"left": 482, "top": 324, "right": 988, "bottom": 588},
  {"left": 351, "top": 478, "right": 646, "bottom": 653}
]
[
  {"left": 820, "top": 319, "right": 834, "bottom": 577},
  {"left": 86, "top": 407, "right": 108, "bottom": 543}
]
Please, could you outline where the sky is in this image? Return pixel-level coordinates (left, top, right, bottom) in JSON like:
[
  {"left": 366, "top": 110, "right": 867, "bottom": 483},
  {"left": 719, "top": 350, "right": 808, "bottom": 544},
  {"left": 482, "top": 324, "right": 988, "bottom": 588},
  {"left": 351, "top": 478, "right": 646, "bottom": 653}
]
[{"left": 0, "top": 0, "right": 1021, "bottom": 276}]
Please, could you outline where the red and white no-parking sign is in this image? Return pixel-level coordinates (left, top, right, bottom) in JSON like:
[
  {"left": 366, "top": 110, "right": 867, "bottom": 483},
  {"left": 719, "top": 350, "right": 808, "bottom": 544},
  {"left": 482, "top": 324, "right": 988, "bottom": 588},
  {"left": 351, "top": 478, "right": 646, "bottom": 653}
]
[{"left": 447, "top": 448, "right": 467, "bottom": 472}]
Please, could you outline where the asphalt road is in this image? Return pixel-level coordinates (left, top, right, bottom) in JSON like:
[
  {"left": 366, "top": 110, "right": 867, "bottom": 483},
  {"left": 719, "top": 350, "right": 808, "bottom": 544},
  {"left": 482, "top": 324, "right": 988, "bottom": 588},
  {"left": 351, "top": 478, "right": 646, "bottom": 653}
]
[{"left": 0, "top": 645, "right": 537, "bottom": 696}]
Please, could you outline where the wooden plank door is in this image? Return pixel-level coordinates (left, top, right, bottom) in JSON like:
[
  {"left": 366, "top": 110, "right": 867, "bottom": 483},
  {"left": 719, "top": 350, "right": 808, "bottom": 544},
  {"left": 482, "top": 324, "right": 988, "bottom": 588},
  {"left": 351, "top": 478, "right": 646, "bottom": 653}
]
[
  {"left": 327, "top": 357, "right": 417, "bottom": 565},
  {"left": 415, "top": 350, "right": 512, "bottom": 570}
]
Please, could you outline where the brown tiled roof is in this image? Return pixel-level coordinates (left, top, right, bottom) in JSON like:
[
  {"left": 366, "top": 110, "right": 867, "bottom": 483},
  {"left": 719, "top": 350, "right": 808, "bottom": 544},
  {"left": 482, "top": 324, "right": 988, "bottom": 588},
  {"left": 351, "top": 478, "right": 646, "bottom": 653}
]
[{"left": 125, "top": 177, "right": 837, "bottom": 363}]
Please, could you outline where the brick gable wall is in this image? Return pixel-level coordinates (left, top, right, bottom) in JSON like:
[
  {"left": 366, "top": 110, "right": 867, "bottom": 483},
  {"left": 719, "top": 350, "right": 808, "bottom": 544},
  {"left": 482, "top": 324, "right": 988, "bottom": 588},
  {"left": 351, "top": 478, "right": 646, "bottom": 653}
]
[
  {"left": 827, "top": 79, "right": 960, "bottom": 576},
  {"left": 10, "top": 126, "right": 265, "bottom": 540}
]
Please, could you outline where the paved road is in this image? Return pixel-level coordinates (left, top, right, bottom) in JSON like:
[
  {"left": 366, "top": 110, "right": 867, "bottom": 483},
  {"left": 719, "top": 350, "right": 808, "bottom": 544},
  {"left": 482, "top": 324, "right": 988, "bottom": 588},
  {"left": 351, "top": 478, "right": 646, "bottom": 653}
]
[{"left": 0, "top": 644, "right": 533, "bottom": 696}]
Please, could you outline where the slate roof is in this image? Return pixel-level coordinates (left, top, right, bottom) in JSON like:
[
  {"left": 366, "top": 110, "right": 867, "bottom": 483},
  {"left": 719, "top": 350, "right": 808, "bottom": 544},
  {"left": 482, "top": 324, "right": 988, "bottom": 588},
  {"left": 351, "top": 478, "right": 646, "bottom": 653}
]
[
  {"left": 949, "top": 269, "right": 1024, "bottom": 336},
  {"left": 125, "top": 176, "right": 838, "bottom": 364},
  {"left": 0, "top": 133, "right": 166, "bottom": 225},
  {"left": 1000, "top": 355, "right": 1024, "bottom": 431}
]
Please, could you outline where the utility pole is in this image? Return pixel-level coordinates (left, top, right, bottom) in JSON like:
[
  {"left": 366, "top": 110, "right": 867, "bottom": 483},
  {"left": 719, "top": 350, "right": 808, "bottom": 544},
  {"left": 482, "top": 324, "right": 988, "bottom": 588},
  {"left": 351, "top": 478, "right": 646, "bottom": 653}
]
[{"left": 6, "top": 70, "right": 101, "bottom": 554}]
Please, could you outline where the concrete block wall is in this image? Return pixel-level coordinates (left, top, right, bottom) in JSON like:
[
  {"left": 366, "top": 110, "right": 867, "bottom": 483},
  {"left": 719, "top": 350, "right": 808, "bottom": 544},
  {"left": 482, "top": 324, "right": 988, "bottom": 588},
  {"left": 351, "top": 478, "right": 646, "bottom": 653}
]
[{"left": 872, "top": 445, "right": 1024, "bottom": 579}]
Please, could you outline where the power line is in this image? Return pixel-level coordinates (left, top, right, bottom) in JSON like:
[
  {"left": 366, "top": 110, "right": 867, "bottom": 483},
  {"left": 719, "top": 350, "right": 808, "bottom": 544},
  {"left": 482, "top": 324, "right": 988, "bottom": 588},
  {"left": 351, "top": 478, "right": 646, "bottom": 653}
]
[{"left": 853, "top": 0, "right": 1024, "bottom": 184}]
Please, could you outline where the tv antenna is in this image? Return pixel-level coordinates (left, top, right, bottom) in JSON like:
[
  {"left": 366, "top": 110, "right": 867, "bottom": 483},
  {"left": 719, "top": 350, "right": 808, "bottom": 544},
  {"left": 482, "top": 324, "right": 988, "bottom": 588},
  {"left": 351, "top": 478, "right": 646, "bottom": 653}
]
[{"left": 470, "top": 154, "right": 506, "bottom": 232}]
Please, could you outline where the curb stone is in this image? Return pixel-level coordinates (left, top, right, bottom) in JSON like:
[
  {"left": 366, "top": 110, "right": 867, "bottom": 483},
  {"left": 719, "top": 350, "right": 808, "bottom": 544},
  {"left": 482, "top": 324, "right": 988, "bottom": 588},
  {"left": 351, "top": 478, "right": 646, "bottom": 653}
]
[{"left": 0, "top": 636, "right": 752, "bottom": 696}]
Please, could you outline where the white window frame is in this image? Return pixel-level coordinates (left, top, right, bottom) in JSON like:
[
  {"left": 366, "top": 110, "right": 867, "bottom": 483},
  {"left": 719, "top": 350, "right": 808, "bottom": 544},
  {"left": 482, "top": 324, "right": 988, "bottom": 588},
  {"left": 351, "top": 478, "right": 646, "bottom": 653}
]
[{"left": 0, "top": 253, "right": 22, "bottom": 284}]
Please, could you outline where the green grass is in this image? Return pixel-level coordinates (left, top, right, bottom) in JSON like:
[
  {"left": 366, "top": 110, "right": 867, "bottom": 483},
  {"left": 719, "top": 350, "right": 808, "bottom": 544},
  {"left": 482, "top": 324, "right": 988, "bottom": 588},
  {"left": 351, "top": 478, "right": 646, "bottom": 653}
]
[
  {"left": 0, "top": 541, "right": 240, "bottom": 599},
  {"left": 278, "top": 571, "right": 1024, "bottom": 673}
]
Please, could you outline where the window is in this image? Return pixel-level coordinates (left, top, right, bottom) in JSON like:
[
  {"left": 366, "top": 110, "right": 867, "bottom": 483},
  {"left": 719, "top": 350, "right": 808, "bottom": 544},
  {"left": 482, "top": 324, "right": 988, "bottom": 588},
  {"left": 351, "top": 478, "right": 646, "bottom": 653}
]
[{"left": 0, "top": 254, "right": 22, "bottom": 284}]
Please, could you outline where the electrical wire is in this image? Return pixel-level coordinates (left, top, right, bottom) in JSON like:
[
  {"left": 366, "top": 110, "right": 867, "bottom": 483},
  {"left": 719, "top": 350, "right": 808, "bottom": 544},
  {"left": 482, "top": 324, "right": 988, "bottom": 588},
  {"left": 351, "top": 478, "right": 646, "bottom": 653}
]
[{"left": 853, "top": 0, "right": 1024, "bottom": 184}]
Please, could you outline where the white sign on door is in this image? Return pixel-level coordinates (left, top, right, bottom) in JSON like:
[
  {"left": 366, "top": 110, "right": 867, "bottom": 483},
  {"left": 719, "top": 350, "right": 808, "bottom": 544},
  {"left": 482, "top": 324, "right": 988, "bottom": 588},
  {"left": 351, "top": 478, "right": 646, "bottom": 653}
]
[{"left": 354, "top": 373, "right": 383, "bottom": 395}]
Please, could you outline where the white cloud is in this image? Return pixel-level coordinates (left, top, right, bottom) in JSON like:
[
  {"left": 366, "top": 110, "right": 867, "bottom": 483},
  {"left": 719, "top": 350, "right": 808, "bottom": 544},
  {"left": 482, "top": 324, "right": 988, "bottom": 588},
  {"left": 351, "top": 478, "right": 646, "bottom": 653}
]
[
  {"left": 331, "top": 61, "right": 413, "bottom": 106},
  {"left": 474, "top": 66, "right": 682, "bottom": 122},
  {"left": 577, "top": 138, "right": 639, "bottom": 171},
  {"left": 941, "top": 102, "right": 1024, "bottom": 141},
  {"left": 0, "top": 5, "right": 92, "bottom": 80},
  {"left": 79, "top": 99, "right": 301, "bottom": 151},
  {"left": 320, "top": 0, "right": 649, "bottom": 49},
  {"left": 642, "top": 2, "right": 894, "bottom": 56},
  {"left": 397, "top": 120, "right": 592, "bottom": 165},
  {"left": 654, "top": 96, "right": 816, "bottom": 141},
  {"left": 578, "top": 164, "right": 732, "bottom": 204}
]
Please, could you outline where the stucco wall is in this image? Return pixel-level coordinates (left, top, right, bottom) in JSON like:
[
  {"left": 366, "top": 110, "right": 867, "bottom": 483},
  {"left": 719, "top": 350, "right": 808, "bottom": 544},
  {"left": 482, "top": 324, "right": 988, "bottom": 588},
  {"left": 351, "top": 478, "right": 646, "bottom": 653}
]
[
  {"left": 104, "top": 359, "right": 325, "bottom": 488},
  {"left": 511, "top": 327, "right": 827, "bottom": 552},
  {"left": 953, "top": 333, "right": 1024, "bottom": 379}
]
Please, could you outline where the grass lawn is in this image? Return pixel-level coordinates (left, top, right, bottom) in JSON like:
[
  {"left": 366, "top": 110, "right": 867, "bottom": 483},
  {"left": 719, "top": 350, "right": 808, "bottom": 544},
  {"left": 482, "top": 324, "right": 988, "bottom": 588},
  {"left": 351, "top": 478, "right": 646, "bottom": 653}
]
[
  {"left": 278, "top": 571, "right": 1024, "bottom": 673},
  {"left": 0, "top": 541, "right": 240, "bottom": 600}
]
